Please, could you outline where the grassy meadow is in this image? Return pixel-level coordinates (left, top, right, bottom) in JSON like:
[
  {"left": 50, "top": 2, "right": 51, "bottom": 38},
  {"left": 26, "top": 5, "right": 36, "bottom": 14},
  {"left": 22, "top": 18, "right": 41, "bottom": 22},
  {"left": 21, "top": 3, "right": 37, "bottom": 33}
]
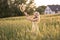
[{"left": 0, "top": 14, "right": 60, "bottom": 40}]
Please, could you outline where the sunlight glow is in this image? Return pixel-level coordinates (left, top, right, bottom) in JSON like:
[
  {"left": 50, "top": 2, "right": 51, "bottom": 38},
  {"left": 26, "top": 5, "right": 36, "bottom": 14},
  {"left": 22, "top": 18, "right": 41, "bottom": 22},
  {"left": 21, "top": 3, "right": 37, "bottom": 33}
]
[
  {"left": 34, "top": 0, "right": 60, "bottom": 7},
  {"left": 26, "top": 0, "right": 60, "bottom": 7},
  {"left": 26, "top": 0, "right": 30, "bottom": 4}
]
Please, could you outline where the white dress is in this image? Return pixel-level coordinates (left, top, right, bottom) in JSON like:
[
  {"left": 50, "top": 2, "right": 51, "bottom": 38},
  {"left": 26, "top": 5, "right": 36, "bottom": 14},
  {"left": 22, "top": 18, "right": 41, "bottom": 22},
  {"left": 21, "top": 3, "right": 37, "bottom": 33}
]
[
  {"left": 26, "top": 14, "right": 40, "bottom": 33},
  {"left": 31, "top": 15, "right": 40, "bottom": 33},
  {"left": 32, "top": 22, "right": 39, "bottom": 32}
]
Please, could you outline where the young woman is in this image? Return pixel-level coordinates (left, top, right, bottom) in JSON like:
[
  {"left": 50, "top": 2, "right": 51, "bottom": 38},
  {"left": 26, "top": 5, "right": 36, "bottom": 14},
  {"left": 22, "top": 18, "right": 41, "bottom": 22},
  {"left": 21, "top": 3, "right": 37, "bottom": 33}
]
[
  {"left": 24, "top": 12, "right": 40, "bottom": 33},
  {"left": 20, "top": 3, "right": 40, "bottom": 33}
]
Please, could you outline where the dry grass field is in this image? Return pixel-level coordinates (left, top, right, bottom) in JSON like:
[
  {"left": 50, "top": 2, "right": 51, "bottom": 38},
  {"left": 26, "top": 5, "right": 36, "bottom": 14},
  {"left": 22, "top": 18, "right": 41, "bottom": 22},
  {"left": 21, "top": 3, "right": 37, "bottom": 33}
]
[{"left": 0, "top": 14, "right": 60, "bottom": 40}]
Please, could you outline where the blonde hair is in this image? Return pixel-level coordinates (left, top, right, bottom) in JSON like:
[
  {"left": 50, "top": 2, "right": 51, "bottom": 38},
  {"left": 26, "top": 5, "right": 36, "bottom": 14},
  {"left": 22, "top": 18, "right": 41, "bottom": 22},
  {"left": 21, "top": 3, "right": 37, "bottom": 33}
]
[
  {"left": 34, "top": 11, "right": 40, "bottom": 23},
  {"left": 34, "top": 11, "right": 40, "bottom": 16}
]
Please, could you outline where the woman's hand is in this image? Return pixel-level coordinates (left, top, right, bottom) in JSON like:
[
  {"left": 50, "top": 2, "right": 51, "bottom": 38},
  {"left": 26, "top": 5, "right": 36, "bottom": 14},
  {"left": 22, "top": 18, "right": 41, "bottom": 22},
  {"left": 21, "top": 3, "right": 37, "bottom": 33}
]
[
  {"left": 27, "top": 16, "right": 39, "bottom": 22},
  {"left": 20, "top": 3, "right": 26, "bottom": 12}
]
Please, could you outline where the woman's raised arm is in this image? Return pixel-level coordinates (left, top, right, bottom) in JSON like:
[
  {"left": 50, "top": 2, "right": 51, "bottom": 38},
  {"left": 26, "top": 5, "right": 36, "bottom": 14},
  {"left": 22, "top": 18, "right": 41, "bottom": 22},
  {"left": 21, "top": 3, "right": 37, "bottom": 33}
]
[{"left": 24, "top": 12, "right": 29, "bottom": 17}]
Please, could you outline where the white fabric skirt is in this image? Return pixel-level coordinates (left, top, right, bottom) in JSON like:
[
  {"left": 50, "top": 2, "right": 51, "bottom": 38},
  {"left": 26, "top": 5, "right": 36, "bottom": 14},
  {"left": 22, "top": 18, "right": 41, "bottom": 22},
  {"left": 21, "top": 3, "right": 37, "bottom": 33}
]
[{"left": 31, "top": 22, "right": 39, "bottom": 32}]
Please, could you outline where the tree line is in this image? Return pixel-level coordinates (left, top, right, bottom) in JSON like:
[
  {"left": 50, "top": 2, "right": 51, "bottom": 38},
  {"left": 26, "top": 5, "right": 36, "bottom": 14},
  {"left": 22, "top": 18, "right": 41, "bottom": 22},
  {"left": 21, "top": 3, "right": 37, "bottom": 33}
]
[{"left": 0, "top": 0, "right": 46, "bottom": 18}]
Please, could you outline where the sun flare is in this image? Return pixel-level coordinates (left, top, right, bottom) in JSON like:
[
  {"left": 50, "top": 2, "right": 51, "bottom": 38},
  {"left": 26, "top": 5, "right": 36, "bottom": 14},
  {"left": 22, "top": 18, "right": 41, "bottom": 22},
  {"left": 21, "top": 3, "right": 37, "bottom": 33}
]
[{"left": 34, "top": 0, "right": 41, "bottom": 7}]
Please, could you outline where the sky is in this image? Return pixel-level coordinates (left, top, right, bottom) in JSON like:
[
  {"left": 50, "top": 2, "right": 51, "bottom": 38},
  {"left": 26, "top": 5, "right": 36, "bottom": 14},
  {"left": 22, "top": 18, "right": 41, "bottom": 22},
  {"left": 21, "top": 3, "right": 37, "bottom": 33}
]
[{"left": 34, "top": 0, "right": 60, "bottom": 7}]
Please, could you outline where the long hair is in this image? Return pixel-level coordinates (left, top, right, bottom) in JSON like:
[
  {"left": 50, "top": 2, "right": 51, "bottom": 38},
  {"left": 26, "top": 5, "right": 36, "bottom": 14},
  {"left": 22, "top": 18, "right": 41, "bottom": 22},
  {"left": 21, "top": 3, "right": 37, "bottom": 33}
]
[{"left": 34, "top": 11, "right": 40, "bottom": 23}]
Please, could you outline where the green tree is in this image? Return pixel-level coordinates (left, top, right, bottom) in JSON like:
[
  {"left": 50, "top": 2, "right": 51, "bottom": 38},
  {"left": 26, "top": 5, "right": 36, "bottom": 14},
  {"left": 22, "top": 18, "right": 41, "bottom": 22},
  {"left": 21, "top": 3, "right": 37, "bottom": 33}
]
[
  {"left": 36, "top": 6, "right": 46, "bottom": 14},
  {"left": 0, "top": 0, "right": 36, "bottom": 17},
  {"left": 8, "top": 0, "right": 27, "bottom": 16},
  {"left": 0, "top": 0, "right": 9, "bottom": 17},
  {"left": 25, "top": 0, "right": 36, "bottom": 15}
]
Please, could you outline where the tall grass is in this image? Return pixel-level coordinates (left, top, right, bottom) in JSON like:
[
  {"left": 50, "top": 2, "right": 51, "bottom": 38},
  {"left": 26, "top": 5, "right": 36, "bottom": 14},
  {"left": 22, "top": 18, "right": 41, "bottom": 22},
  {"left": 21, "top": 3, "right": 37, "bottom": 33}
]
[{"left": 0, "top": 15, "right": 60, "bottom": 40}]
